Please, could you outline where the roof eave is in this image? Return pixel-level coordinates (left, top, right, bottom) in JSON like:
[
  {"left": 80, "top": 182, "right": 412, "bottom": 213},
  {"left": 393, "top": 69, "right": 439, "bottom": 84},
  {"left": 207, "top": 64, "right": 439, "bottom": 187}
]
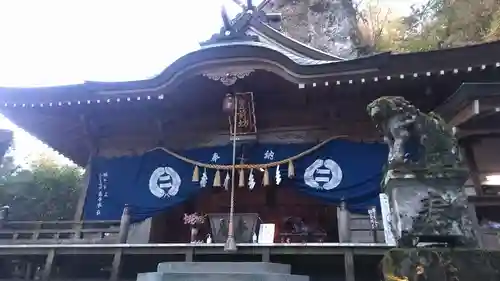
[{"left": 250, "top": 19, "right": 346, "bottom": 61}]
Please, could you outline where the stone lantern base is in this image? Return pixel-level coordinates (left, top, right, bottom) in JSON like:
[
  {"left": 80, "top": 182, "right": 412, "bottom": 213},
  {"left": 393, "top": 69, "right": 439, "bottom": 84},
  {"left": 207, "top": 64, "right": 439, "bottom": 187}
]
[
  {"left": 381, "top": 248, "right": 500, "bottom": 281},
  {"left": 384, "top": 169, "right": 478, "bottom": 247}
]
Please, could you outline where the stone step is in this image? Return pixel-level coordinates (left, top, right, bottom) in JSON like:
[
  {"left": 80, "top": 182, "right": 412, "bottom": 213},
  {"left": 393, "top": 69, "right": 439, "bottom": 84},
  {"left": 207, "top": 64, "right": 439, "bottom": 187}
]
[
  {"left": 138, "top": 272, "right": 309, "bottom": 281},
  {"left": 157, "top": 262, "right": 291, "bottom": 274}
]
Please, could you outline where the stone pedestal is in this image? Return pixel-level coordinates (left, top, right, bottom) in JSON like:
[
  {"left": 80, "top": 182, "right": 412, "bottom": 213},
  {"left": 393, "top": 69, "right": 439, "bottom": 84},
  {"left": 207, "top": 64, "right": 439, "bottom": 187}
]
[
  {"left": 381, "top": 248, "right": 500, "bottom": 281},
  {"left": 384, "top": 170, "right": 478, "bottom": 247}
]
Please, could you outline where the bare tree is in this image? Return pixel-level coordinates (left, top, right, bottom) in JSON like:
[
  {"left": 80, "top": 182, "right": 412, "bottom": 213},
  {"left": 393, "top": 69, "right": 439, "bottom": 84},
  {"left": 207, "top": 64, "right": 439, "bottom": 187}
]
[
  {"left": 356, "top": 0, "right": 391, "bottom": 52},
  {"left": 267, "top": 0, "right": 390, "bottom": 57}
]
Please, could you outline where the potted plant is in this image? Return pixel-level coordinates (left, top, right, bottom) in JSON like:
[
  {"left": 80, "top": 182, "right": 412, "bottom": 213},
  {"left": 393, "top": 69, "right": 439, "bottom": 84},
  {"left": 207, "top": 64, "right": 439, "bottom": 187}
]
[{"left": 183, "top": 212, "right": 206, "bottom": 243}]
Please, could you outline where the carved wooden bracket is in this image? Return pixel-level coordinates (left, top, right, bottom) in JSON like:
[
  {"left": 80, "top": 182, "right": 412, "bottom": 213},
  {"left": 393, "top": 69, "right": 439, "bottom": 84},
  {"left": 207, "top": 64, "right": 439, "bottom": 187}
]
[{"left": 203, "top": 68, "right": 254, "bottom": 86}]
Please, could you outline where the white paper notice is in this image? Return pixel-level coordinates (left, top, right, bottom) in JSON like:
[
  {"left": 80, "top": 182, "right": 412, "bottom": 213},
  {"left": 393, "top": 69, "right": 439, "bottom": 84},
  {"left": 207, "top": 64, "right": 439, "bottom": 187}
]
[
  {"left": 379, "top": 193, "right": 397, "bottom": 246},
  {"left": 257, "top": 223, "right": 275, "bottom": 244}
]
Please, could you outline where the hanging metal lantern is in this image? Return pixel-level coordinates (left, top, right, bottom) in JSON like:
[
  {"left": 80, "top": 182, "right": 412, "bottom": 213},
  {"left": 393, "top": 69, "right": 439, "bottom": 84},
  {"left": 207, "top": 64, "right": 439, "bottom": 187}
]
[{"left": 222, "top": 93, "right": 236, "bottom": 115}]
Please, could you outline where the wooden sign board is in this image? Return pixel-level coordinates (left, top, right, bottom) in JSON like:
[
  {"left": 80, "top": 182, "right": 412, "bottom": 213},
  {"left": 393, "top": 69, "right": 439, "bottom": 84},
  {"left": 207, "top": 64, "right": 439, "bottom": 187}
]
[{"left": 229, "top": 92, "right": 257, "bottom": 136}]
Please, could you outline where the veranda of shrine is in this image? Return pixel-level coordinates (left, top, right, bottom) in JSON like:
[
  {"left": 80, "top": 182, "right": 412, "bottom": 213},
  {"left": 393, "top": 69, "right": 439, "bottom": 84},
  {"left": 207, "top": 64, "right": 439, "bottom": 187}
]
[{"left": 0, "top": 4, "right": 500, "bottom": 281}]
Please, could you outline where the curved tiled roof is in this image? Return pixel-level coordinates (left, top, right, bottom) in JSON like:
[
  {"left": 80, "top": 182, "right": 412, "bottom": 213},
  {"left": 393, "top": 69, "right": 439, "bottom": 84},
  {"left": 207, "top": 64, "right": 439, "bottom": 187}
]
[
  {"left": 200, "top": 40, "right": 336, "bottom": 66},
  {"left": 248, "top": 20, "right": 345, "bottom": 61}
]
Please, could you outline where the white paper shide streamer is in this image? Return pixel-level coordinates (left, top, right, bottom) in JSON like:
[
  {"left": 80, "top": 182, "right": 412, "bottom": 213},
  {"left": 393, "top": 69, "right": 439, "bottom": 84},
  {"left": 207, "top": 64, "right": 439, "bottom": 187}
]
[
  {"left": 248, "top": 169, "right": 255, "bottom": 190},
  {"left": 223, "top": 173, "right": 230, "bottom": 190},
  {"left": 200, "top": 169, "right": 208, "bottom": 188},
  {"left": 275, "top": 165, "right": 282, "bottom": 185}
]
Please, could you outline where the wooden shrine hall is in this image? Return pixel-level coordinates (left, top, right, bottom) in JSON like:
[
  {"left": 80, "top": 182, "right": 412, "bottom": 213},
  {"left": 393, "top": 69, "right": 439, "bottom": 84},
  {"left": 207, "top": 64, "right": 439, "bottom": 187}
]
[{"left": 0, "top": 1, "right": 499, "bottom": 280}]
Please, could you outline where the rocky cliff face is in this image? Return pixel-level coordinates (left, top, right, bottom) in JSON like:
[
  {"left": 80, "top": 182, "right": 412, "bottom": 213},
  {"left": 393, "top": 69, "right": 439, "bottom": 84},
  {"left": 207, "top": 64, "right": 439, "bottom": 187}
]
[{"left": 266, "top": 0, "right": 363, "bottom": 58}]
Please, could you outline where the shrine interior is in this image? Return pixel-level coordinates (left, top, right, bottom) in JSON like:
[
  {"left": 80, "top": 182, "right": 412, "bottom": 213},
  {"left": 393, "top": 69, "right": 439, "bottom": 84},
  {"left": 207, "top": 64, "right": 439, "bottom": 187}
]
[{"left": 149, "top": 182, "right": 340, "bottom": 244}]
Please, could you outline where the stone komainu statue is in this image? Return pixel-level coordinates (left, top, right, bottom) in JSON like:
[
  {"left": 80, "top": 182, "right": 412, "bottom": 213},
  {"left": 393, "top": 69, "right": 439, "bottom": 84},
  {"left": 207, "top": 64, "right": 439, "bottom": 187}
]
[{"left": 366, "top": 96, "right": 460, "bottom": 169}]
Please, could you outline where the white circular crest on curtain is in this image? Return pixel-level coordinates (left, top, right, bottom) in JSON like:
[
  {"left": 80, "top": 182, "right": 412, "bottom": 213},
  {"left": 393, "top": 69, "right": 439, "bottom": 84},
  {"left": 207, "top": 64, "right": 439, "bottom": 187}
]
[
  {"left": 149, "top": 167, "right": 181, "bottom": 198},
  {"left": 304, "top": 159, "right": 343, "bottom": 190}
]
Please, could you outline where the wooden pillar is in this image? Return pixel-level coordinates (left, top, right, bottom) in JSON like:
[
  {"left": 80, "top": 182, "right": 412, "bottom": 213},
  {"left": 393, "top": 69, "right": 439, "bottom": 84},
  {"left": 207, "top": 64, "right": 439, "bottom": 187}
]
[
  {"left": 261, "top": 248, "right": 270, "bottom": 263},
  {"left": 468, "top": 202, "right": 484, "bottom": 248},
  {"left": 24, "top": 261, "right": 33, "bottom": 280},
  {"left": 338, "top": 200, "right": 351, "bottom": 242},
  {"left": 74, "top": 114, "right": 97, "bottom": 223},
  {"left": 344, "top": 249, "right": 355, "bottom": 281},
  {"left": 41, "top": 249, "right": 55, "bottom": 281},
  {"left": 73, "top": 158, "right": 94, "bottom": 239},
  {"left": 118, "top": 205, "right": 131, "bottom": 243},
  {"left": 73, "top": 161, "right": 93, "bottom": 222},
  {"left": 462, "top": 139, "right": 483, "bottom": 196},
  {"left": 185, "top": 248, "right": 194, "bottom": 262},
  {"left": 110, "top": 249, "right": 123, "bottom": 281}
]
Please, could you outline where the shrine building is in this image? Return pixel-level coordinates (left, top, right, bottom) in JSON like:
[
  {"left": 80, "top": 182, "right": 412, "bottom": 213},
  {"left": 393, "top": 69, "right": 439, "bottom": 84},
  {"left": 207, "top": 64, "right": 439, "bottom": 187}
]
[{"left": 0, "top": 2, "right": 499, "bottom": 281}]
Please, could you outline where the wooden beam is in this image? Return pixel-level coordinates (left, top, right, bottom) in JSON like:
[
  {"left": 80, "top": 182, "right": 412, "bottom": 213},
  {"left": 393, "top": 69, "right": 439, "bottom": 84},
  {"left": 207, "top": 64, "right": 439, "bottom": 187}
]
[
  {"left": 462, "top": 140, "right": 483, "bottom": 196},
  {"left": 449, "top": 96, "right": 500, "bottom": 127},
  {"left": 156, "top": 119, "right": 166, "bottom": 145},
  {"left": 458, "top": 129, "right": 500, "bottom": 139},
  {"left": 80, "top": 114, "right": 99, "bottom": 152},
  {"left": 468, "top": 195, "right": 500, "bottom": 206},
  {"left": 449, "top": 100, "right": 480, "bottom": 127}
]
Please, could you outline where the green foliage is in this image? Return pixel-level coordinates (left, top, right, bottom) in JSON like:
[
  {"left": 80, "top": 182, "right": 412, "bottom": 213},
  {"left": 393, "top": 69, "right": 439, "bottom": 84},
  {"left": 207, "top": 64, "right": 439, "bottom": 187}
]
[
  {"left": 385, "top": 0, "right": 500, "bottom": 52},
  {"left": 485, "top": 8, "right": 500, "bottom": 41},
  {"left": 273, "top": 0, "right": 500, "bottom": 55},
  {"left": 0, "top": 153, "right": 83, "bottom": 221}
]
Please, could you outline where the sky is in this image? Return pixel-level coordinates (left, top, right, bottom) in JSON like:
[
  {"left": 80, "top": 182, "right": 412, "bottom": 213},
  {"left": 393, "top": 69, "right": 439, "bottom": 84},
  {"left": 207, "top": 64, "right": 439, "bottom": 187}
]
[{"left": 0, "top": 0, "right": 426, "bottom": 166}]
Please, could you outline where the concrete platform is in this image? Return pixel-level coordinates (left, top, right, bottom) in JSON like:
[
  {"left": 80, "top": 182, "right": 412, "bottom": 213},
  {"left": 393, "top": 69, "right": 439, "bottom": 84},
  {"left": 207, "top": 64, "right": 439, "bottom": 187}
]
[
  {"left": 138, "top": 262, "right": 308, "bottom": 281},
  {"left": 157, "top": 262, "right": 291, "bottom": 274},
  {"left": 137, "top": 272, "right": 309, "bottom": 281}
]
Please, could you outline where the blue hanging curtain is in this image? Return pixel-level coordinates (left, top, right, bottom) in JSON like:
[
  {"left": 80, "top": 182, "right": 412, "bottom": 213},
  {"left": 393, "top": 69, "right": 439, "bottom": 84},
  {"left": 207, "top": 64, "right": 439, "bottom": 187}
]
[
  {"left": 83, "top": 140, "right": 388, "bottom": 221},
  {"left": 245, "top": 140, "right": 387, "bottom": 213}
]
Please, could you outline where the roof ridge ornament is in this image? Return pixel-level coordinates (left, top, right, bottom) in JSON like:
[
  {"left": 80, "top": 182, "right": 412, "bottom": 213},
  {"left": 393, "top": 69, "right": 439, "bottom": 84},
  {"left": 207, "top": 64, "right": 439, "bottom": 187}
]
[
  {"left": 220, "top": 0, "right": 258, "bottom": 35},
  {"left": 200, "top": 0, "right": 270, "bottom": 46},
  {"left": 221, "top": 6, "right": 235, "bottom": 36},
  {"left": 232, "top": 0, "right": 254, "bottom": 11},
  {"left": 203, "top": 67, "right": 254, "bottom": 86}
]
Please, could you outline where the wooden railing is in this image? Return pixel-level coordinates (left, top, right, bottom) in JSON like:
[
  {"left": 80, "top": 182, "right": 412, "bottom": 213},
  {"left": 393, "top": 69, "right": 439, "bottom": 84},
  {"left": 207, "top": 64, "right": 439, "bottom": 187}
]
[
  {"left": 347, "top": 216, "right": 500, "bottom": 248},
  {"left": 480, "top": 228, "right": 500, "bottom": 249},
  {"left": 0, "top": 206, "right": 496, "bottom": 247},
  {"left": 0, "top": 220, "right": 121, "bottom": 244},
  {"left": 349, "top": 215, "right": 384, "bottom": 243},
  {"left": 347, "top": 215, "right": 500, "bottom": 249},
  {"left": 337, "top": 202, "right": 385, "bottom": 244}
]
